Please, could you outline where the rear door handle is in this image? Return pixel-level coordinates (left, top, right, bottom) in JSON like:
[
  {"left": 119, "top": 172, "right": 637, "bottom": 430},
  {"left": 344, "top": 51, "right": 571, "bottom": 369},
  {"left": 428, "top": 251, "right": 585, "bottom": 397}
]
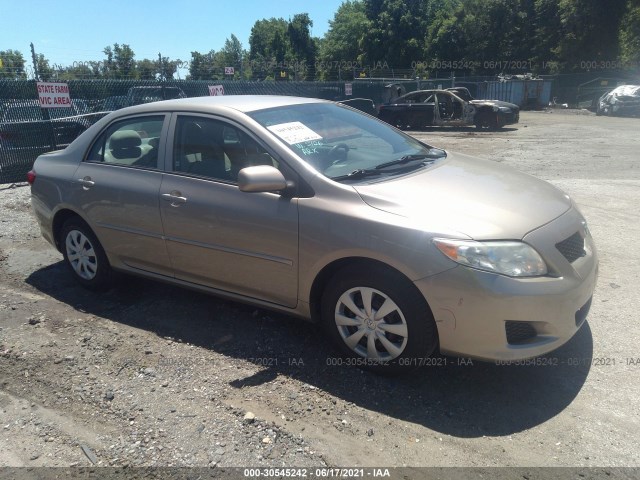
[
  {"left": 161, "top": 192, "right": 187, "bottom": 205},
  {"left": 76, "top": 177, "right": 95, "bottom": 189}
]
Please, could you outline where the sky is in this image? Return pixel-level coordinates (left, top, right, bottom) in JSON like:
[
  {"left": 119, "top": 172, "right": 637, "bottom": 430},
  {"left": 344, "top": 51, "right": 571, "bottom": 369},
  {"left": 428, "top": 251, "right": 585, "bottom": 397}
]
[{"left": 0, "top": 0, "right": 346, "bottom": 77}]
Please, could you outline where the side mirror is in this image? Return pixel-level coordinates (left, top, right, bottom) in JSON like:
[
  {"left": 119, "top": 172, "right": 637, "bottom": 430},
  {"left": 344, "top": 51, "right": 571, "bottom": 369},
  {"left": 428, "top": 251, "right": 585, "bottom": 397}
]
[{"left": 238, "top": 165, "right": 289, "bottom": 193}]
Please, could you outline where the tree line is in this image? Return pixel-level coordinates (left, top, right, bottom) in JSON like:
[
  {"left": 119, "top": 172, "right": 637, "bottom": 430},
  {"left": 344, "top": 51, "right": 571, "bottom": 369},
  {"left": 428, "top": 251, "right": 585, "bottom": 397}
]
[{"left": 1, "top": 0, "right": 639, "bottom": 81}]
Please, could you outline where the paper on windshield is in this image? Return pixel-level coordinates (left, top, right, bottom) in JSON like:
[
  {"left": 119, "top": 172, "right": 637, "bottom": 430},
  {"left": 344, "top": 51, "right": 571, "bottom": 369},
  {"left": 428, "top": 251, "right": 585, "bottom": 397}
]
[{"left": 267, "top": 122, "right": 322, "bottom": 145}]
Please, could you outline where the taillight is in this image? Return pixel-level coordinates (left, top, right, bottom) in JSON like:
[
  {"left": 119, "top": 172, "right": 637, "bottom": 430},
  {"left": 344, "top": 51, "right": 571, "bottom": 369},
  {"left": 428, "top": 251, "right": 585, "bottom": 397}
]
[{"left": 27, "top": 169, "right": 36, "bottom": 185}]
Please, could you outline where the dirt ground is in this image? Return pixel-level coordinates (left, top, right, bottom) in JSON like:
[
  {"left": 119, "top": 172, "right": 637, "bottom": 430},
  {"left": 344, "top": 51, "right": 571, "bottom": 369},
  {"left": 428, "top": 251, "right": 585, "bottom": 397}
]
[{"left": 0, "top": 110, "right": 639, "bottom": 471}]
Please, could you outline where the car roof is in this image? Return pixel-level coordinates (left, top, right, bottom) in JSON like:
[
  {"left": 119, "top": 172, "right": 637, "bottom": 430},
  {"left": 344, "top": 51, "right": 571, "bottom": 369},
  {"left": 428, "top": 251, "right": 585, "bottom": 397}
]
[{"left": 116, "top": 95, "right": 330, "bottom": 115}]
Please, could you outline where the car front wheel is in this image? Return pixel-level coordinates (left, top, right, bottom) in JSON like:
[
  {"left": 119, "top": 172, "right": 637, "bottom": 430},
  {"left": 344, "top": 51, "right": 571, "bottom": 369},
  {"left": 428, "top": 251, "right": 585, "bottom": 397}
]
[
  {"left": 321, "top": 266, "right": 438, "bottom": 373},
  {"left": 60, "top": 218, "right": 112, "bottom": 290}
]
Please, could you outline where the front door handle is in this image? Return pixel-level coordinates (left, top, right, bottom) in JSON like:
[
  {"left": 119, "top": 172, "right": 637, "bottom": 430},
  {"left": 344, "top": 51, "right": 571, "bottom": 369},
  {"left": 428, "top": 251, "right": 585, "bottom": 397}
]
[{"left": 161, "top": 191, "right": 188, "bottom": 206}]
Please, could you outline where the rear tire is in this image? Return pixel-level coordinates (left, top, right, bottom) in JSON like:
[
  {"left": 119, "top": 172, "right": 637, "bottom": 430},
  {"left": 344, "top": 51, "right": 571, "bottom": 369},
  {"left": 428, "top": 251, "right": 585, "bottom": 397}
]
[
  {"left": 60, "top": 218, "right": 112, "bottom": 291},
  {"left": 321, "top": 265, "right": 438, "bottom": 374}
]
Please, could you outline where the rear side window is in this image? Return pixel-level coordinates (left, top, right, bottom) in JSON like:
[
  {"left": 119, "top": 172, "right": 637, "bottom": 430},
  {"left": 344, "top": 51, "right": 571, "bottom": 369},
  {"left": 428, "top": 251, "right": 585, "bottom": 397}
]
[{"left": 86, "top": 116, "right": 164, "bottom": 169}]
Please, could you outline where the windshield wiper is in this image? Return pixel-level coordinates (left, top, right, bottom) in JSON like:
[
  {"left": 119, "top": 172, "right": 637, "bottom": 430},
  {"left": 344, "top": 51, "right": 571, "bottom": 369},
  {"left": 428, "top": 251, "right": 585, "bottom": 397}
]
[
  {"left": 330, "top": 149, "right": 446, "bottom": 181},
  {"left": 330, "top": 169, "right": 381, "bottom": 181},
  {"left": 375, "top": 154, "right": 431, "bottom": 170},
  {"left": 375, "top": 149, "right": 446, "bottom": 170}
]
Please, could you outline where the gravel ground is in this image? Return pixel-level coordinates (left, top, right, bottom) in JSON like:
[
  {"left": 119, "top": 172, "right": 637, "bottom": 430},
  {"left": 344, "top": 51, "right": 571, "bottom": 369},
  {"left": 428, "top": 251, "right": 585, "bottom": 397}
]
[{"left": 0, "top": 110, "right": 639, "bottom": 472}]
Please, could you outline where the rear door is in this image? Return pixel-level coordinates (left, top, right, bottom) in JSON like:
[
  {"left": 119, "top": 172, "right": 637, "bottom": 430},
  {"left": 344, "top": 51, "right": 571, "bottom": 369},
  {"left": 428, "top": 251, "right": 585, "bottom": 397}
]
[
  {"left": 69, "top": 114, "right": 173, "bottom": 276},
  {"left": 158, "top": 113, "right": 299, "bottom": 307}
]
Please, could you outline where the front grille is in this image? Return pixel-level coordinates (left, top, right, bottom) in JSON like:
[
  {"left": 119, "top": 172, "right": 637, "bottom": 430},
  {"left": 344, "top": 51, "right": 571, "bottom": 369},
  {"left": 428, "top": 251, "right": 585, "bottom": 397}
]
[
  {"left": 505, "top": 321, "right": 537, "bottom": 345},
  {"left": 575, "top": 297, "right": 592, "bottom": 327},
  {"left": 556, "top": 232, "right": 586, "bottom": 263}
]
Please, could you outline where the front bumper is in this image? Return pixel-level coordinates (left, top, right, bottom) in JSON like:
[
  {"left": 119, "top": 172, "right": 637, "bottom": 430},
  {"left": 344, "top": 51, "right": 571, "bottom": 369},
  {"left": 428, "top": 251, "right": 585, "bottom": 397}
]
[{"left": 415, "top": 208, "right": 598, "bottom": 361}]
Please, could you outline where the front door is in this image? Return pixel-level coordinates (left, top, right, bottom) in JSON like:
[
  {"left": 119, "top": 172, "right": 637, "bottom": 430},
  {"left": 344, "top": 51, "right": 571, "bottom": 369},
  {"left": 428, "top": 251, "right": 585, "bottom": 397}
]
[{"left": 159, "top": 114, "right": 299, "bottom": 307}]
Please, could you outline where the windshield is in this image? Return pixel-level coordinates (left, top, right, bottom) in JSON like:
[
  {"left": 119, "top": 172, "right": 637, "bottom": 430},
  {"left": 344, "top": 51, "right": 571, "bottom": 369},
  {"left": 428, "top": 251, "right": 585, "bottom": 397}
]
[{"left": 248, "top": 103, "right": 445, "bottom": 180}]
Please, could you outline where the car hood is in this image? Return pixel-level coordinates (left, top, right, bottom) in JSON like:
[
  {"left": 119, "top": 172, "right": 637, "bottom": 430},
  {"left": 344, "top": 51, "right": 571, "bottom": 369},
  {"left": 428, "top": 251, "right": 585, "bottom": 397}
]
[
  {"left": 352, "top": 152, "right": 571, "bottom": 240},
  {"left": 470, "top": 99, "right": 519, "bottom": 110}
]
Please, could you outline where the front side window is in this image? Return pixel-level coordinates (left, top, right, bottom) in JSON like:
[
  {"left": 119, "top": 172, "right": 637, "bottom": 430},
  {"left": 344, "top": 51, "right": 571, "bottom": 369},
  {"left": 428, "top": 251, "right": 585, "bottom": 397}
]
[
  {"left": 86, "top": 116, "right": 164, "bottom": 168},
  {"left": 172, "top": 116, "right": 276, "bottom": 182}
]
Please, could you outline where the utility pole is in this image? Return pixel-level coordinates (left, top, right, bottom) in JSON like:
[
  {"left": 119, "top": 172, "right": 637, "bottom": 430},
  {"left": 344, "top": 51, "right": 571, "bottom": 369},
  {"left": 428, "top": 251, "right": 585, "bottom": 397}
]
[
  {"left": 30, "top": 43, "right": 39, "bottom": 81},
  {"left": 158, "top": 52, "right": 163, "bottom": 81},
  {"left": 31, "top": 43, "right": 55, "bottom": 149}
]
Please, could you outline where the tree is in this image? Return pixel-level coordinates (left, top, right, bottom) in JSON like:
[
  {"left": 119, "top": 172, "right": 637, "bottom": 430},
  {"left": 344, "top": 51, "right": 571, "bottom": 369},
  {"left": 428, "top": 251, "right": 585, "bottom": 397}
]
[
  {"left": 0, "top": 49, "right": 27, "bottom": 79},
  {"left": 219, "top": 34, "right": 245, "bottom": 78},
  {"left": 555, "top": 0, "right": 627, "bottom": 71},
  {"left": 189, "top": 50, "right": 217, "bottom": 79},
  {"left": 35, "top": 53, "right": 54, "bottom": 81},
  {"left": 103, "top": 43, "right": 137, "bottom": 78},
  {"left": 249, "top": 14, "right": 321, "bottom": 79},
  {"left": 620, "top": 0, "right": 640, "bottom": 65},
  {"left": 319, "top": 1, "right": 371, "bottom": 79},
  {"left": 249, "top": 18, "right": 290, "bottom": 65},
  {"left": 55, "top": 63, "right": 94, "bottom": 80},
  {"left": 362, "top": 0, "right": 429, "bottom": 67},
  {"left": 532, "top": 0, "right": 563, "bottom": 72},
  {"left": 425, "top": 0, "right": 487, "bottom": 71},
  {"left": 287, "top": 13, "right": 318, "bottom": 78},
  {"left": 137, "top": 58, "right": 158, "bottom": 80},
  {"left": 158, "top": 56, "right": 180, "bottom": 80},
  {"left": 250, "top": 18, "right": 291, "bottom": 79},
  {"left": 320, "top": 1, "right": 371, "bottom": 64}
]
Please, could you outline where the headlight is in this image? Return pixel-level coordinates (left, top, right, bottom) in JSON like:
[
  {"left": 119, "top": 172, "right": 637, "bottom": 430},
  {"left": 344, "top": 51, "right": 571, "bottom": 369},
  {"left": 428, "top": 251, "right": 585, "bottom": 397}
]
[
  {"left": 498, "top": 106, "right": 512, "bottom": 113},
  {"left": 433, "top": 239, "right": 548, "bottom": 277}
]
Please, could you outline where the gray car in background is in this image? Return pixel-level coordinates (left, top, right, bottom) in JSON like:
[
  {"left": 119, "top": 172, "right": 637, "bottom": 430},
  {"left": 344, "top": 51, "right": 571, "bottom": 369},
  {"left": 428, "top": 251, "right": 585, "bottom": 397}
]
[
  {"left": 28, "top": 96, "right": 598, "bottom": 373},
  {"left": 596, "top": 85, "right": 640, "bottom": 117}
]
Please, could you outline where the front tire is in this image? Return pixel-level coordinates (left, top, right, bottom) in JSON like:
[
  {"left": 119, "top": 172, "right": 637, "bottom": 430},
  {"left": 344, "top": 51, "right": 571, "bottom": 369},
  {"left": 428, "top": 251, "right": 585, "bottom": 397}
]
[
  {"left": 321, "top": 266, "right": 438, "bottom": 373},
  {"left": 60, "top": 218, "right": 112, "bottom": 290}
]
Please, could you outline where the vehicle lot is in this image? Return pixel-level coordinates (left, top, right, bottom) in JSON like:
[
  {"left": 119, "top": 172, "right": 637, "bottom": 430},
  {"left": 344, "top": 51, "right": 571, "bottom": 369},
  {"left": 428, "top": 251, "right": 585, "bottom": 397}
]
[{"left": 0, "top": 110, "right": 639, "bottom": 468}]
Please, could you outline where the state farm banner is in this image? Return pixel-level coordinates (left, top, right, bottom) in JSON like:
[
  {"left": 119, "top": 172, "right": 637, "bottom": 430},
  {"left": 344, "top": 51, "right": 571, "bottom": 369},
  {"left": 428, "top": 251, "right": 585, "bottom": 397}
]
[{"left": 37, "top": 82, "right": 71, "bottom": 108}]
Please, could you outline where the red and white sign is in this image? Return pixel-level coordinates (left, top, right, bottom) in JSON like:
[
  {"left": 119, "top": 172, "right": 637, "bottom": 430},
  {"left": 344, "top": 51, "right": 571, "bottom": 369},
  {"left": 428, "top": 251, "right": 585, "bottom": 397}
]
[
  {"left": 208, "top": 85, "right": 225, "bottom": 96},
  {"left": 224, "top": 67, "right": 235, "bottom": 75},
  {"left": 36, "top": 82, "right": 71, "bottom": 108},
  {"left": 345, "top": 83, "right": 353, "bottom": 96}
]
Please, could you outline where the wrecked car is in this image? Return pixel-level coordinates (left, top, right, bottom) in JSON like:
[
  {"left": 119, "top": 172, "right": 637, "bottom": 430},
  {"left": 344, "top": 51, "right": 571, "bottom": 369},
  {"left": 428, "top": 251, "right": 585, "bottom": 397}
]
[
  {"left": 378, "top": 88, "right": 519, "bottom": 130},
  {"left": 596, "top": 85, "right": 640, "bottom": 117}
]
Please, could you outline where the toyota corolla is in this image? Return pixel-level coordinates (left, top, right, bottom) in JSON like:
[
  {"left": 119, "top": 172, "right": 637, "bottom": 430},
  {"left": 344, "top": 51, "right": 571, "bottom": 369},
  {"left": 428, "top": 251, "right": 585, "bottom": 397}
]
[{"left": 29, "top": 96, "right": 598, "bottom": 373}]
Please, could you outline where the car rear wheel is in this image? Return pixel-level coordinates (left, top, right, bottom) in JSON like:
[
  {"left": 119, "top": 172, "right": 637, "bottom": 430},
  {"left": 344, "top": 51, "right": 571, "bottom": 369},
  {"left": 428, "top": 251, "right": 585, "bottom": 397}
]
[
  {"left": 321, "top": 266, "right": 438, "bottom": 373},
  {"left": 60, "top": 218, "right": 112, "bottom": 290}
]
